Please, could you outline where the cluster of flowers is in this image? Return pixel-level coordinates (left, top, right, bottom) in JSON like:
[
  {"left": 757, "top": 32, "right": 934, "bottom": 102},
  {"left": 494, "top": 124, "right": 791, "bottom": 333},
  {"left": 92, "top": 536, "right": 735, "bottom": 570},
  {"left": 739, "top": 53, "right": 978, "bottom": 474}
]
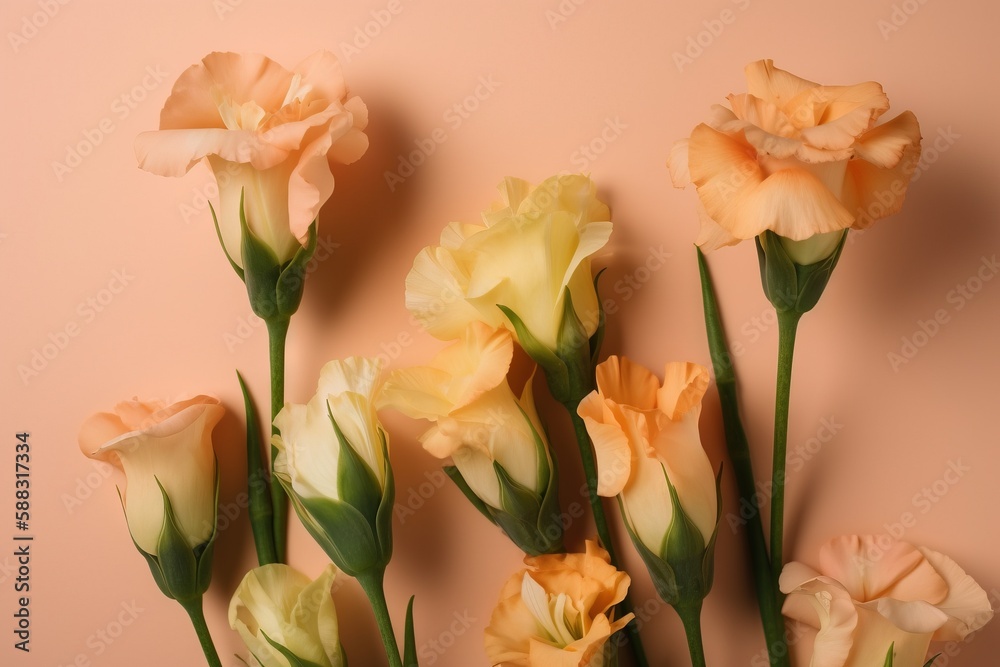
[{"left": 78, "top": 51, "right": 990, "bottom": 667}]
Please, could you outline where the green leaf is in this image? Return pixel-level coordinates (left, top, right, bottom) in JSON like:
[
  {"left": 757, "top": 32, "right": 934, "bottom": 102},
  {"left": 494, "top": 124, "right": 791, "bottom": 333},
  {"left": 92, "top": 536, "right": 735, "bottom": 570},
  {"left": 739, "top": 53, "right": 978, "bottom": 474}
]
[
  {"left": 331, "top": 405, "right": 382, "bottom": 528},
  {"left": 696, "top": 248, "right": 735, "bottom": 385},
  {"left": 208, "top": 200, "right": 245, "bottom": 281},
  {"left": 276, "top": 220, "right": 318, "bottom": 317},
  {"left": 497, "top": 304, "right": 570, "bottom": 401},
  {"left": 883, "top": 642, "right": 895, "bottom": 667},
  {"left": 556, "top": 288, "right": 596, "bottom": 399},
  {"left": 261, "top": 630, "right": 328, "bottom": 667},
  {"left": 443, "top": 465, "right": 495, "bottom": 524},
  {"left": 154, "top": 478, "right": 201, "bottom": 602},
  {"left": 923, "top": 654, "right": 941, "bottom": 667},
  {"left": 403, "top": 596, "right": 418, "bottom": 667},
  {"left": 238, "top": 370, "right": 277, "bottom": 566}
]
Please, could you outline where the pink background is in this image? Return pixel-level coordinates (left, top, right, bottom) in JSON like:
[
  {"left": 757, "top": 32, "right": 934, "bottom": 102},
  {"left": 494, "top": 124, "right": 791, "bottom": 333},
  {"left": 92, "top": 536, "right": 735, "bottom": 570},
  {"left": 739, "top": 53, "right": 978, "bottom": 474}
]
[{"left": 2, "top": 0, "right": 998, "bottom": 665}]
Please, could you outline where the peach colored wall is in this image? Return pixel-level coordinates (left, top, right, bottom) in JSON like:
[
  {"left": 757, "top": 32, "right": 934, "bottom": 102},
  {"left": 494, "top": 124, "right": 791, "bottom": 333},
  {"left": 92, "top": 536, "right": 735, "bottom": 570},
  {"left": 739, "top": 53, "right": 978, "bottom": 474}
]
[{"left": 2, "top": 0, "right": 997, "bottom": 665}]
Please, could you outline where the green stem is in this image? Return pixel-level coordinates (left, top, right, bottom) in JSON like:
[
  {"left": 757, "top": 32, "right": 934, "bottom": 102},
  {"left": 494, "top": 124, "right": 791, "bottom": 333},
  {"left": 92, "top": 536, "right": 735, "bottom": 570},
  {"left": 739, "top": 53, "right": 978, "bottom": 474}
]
[
  {"left": 675, "top": 602, "right": 707, "bottom": 667},
  {"left": 769, "top": 310, "right": 801, "bottom": 608},
  {"left": 357, "top": 570, "right": 403, "bottom": 667},
  {"left": 267, "top": 317, "right": 290, "bottom": 564},
  {"left": 180, "top": 597, "right": 223, "bottom": 667},
  {"left": 697, "top": 249, "right": 790, "bottom": 667},
  {"left": 565, "top": 405, "right": 650, "bottom": 667}
]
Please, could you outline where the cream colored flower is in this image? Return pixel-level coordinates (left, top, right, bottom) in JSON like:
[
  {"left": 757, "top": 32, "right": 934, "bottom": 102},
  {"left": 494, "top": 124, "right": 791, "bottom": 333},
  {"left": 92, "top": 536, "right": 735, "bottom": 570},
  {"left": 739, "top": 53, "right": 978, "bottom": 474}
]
[
  {"left": 229, "top": 564, "right": 344, "bottom": 667},
  {"left": 273, "top": 356, "right": 387, "bottom": 500},
  {"left": 135, "top": 51, "right": 368, "bottom": 267},
  {"left": 668, "top": 59, "right": 921, "bottom": 264},
  {"left": 406, "top": 174, "right": 611, "bottom": 350},
  {"left": 781, "top": 535, "right": 994, "bottom": 667},
  {"left": 78, "top": 396, "right": 223, "bottom": 555},
  {"left": 484, "top": 541, "right": 634, "bottom": 667}
]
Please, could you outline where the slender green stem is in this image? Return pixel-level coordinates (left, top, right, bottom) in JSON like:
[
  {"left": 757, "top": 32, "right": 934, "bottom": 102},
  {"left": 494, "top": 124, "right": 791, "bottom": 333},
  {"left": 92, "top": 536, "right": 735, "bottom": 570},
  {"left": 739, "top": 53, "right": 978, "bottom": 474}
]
[
  {"left": 769, "top": 310, "right": 801, "bottom": 607},
  {"left": 675, "top": 602, "right": 707, "bottom": 667},
  {"left": 697, "top": 249, "right": 790, "bottom": 667},
  {"left": 565, "top": 405, "right": 650, "bottom": 667},
  {"left": 267, "top": 316, "right": 290, "bottom": 564},
  {"left": 180, "top": 597, "right": 223, "bottom": 667},
  {"left": 357, "top": 570, "right": 403, "bottom": 667}
]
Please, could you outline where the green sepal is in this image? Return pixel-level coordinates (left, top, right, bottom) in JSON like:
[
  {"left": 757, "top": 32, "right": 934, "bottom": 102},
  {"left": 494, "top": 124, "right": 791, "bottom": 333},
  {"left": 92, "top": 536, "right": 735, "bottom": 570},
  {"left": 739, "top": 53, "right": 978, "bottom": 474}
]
[
  {"left": 619, "top": 466, "right": 722, "bottom": 607},
  {"left": 239, "top": 189, "right": 283, "bottom": 320},
  {"left": 923, "top": 655, "right": 941, "bottom": 667},
  {"left": 403, "top": 596, "right": 418, "bottom": 667},
  {"left": 555, "top": 288, "right": 597, "bottom": 401},
  {"left": 154, "top": 478, "right": 199, "bottom": 601},
  {"left": 444, "top": 466, "right": 495, "bottom": 524},
  {"left": 589, "top": 268, "right": 608, "bottom": 367},
  {"left": 238, "top": 371, "right": 276, "bottom": 566},
  {"left": 883, "top": 643, "right": 894, "bottom": 666},
  {"left": 373, "top": 429, "right": 395, "bottom": 564},
  {"left": 490, "top": 463, "right": 550, "bottom": 554},
  {"left": 134, "top": 476, "right": 216, "bottom": 602},
  {"left": 209, "top": 201, "right": 244, "bottom": 280},
  {"left": 237, "top": 187, "right": 318, "bottom": 321},
  {"left": 793, "top": 231, "right": 847, "bottom": 313},
  {"left": 193, "top": 466, "right": 222, "bottom": 596},
  {"left": 497, "top": 304, "right": 570, "bottom": 401},
  {"left": 293, "top": 494, "right": 379, "bottom": 578},
  {"left": 276, "top": 221, "right": 317, "bottom": 316},
  {"left": 261, "top": 631, "right": 328, "bottom": 667},
  {"left": 756, "top": 230, "right": 848, "bottom": 315},
  {"left": 331, "top": 406, "right": 382, "bottom": 529},
  {"left": 117, "top": 485, "right": 171, "bottom": 597}
]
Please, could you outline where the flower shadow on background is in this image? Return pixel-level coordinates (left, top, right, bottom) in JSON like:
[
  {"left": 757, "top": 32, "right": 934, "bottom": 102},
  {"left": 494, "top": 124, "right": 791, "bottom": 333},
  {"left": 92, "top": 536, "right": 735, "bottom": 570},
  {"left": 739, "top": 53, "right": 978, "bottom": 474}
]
[{"left": 302, "top": 95, "right": 423, "bottom": 323}]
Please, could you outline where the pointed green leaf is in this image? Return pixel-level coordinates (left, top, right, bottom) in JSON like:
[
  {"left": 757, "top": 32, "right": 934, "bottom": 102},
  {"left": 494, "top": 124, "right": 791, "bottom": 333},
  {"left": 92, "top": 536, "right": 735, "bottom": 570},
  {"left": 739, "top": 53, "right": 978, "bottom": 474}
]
[
  {"left": 238, "top": 370, "right": 277, "bottom": 565},
  {"left": 444, "top": 465, "right": 495, "bottom": 524},
  {"left": 696, "top": 247, "right": 735, "bottom": 386},
  {"left": 883, "top": 642, "right": 895, "bottom": 667},
  {"left": 923, "top": 654, "right": 941, "bottom": 667},
  {"left": 276, "top": 220, "right": 318, "bottom": 317},
  {"left": 208, "top": 201, "right": 245, "bottom": 281},
  {"left": 154, "top": 478, "right": 200, "bottom": 601},
  {"left": 261, "top": 630, "right": 328, "bottom": 667},
  {"left": 403, "top": 596, "right": 418, "bottom": 667}
]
